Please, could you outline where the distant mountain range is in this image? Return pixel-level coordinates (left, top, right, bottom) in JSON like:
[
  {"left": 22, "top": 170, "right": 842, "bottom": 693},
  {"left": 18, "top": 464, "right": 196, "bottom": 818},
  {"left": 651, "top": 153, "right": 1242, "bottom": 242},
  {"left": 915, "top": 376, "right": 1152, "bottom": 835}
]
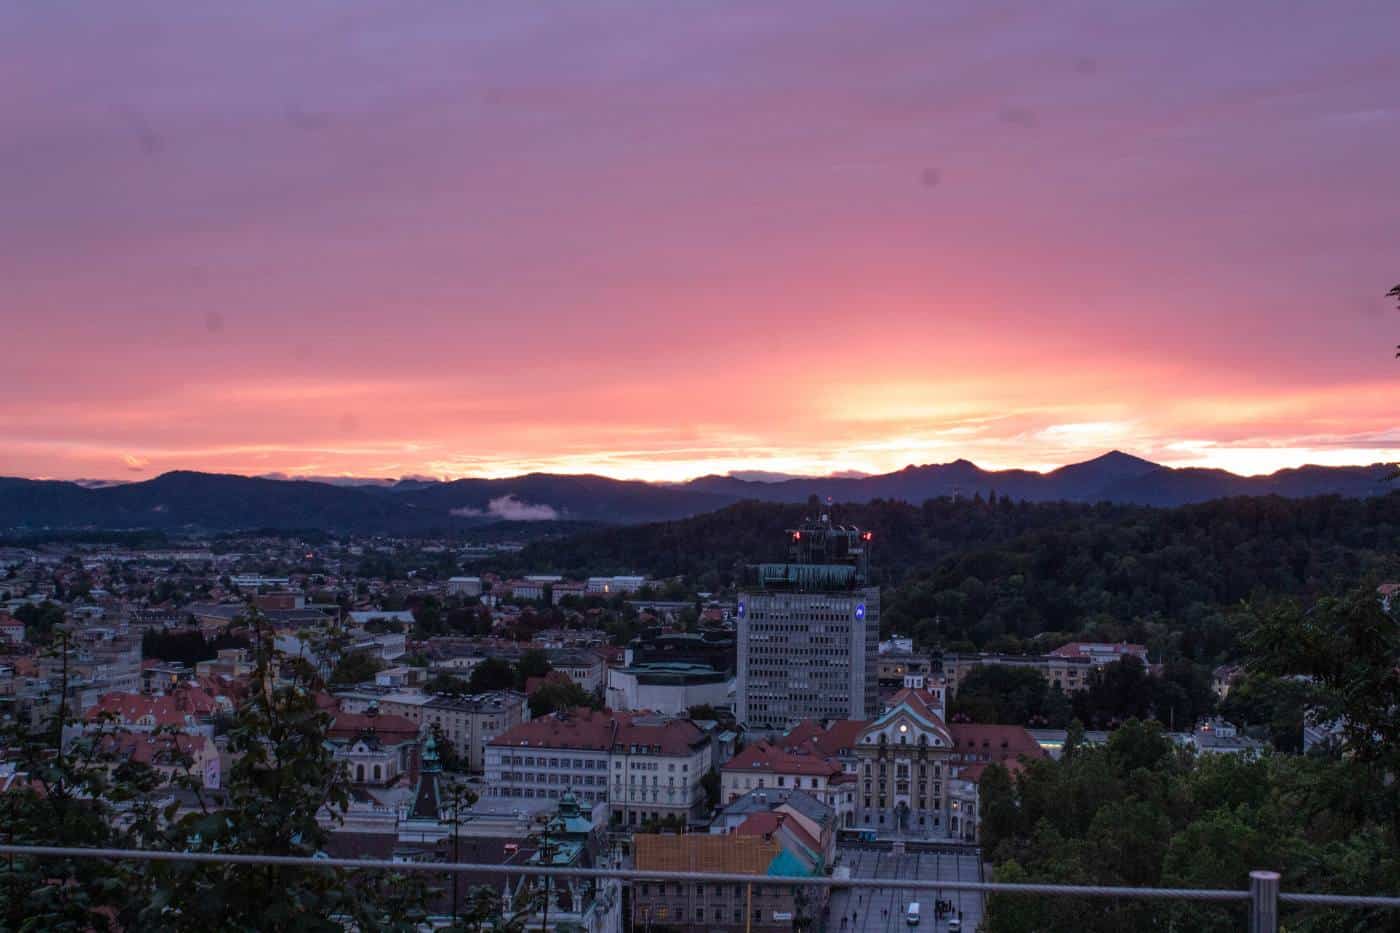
[
  {"left": 678, "top": 451, "right": 1397, "bottom": 508},
  {"left": 0, "top": 452, "right": 1394, "bottom": 534}
]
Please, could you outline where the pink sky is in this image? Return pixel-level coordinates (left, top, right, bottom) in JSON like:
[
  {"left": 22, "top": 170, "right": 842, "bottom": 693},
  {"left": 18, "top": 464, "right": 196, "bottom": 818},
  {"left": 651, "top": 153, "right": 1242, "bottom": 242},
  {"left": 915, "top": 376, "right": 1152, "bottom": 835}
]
[{"left": 3, "top": 2, "right": 1398, "bottom": 482}]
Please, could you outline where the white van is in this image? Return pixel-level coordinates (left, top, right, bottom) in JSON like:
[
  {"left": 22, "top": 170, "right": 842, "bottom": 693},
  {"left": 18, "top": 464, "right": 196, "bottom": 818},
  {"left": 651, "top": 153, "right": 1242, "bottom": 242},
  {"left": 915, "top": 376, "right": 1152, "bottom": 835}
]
[
  {"left": 947, "top": 916, "right": 962, "bottom": 931},
  {"left": 906, "top": 901, "right": 920, "bottom": 926}
]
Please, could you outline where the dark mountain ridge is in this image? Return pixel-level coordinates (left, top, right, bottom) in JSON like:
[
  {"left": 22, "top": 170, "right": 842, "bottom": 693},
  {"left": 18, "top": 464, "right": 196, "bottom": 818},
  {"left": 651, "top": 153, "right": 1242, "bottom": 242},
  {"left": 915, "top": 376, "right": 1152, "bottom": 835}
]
[
  {"left": 678, "top": 451, "right": 1393, "bottom": 506},
  {"left": 0, "top": 453, "right": 1393, "bottom": 533}
]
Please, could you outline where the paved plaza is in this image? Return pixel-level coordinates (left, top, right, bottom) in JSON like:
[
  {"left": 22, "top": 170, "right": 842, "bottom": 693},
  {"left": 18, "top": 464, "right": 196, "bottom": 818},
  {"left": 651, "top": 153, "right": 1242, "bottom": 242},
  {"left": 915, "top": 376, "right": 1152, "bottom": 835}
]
[{"left": 827, "top": 844, "right": 983, "bottom": 932}]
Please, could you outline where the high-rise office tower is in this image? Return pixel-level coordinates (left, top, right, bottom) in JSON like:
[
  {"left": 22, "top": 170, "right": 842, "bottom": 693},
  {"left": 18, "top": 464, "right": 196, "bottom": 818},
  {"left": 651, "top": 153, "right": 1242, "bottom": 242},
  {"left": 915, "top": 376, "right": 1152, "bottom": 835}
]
[{"left": 735, "top": 513, "right": 879, "bottom": 730}]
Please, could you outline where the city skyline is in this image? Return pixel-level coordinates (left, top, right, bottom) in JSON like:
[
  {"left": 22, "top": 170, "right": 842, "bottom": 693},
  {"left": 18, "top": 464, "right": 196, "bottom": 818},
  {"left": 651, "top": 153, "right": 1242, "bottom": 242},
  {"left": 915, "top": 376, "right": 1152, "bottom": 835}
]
[{"left": 4, "top": 2, "right": 1399, "bottom": 483}]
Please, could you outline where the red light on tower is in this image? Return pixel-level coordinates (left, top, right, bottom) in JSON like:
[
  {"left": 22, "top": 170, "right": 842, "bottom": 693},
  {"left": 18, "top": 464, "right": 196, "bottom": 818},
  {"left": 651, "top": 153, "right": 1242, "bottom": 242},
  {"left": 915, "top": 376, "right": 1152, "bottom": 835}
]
[
  {"left": 792, "top": 531, "right": 801, "bottom": 541},
  {"left": 862, "top": 532, "right": 873, "bottom": 542}
]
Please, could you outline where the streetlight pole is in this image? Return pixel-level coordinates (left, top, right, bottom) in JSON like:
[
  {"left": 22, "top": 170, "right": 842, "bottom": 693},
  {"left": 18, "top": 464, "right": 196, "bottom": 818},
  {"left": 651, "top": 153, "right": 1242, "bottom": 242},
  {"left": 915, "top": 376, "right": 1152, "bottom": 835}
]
[
  {"left": 451, "top": 786, "right": 461, "bottom": 924},
  {"left": 540, "top": 819, "right": 551, "bottom": 932}
]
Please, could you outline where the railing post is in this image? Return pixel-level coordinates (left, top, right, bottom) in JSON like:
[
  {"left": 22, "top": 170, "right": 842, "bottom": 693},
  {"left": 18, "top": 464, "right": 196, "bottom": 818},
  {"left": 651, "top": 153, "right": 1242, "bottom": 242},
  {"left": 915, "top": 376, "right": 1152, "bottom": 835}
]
[{"left": 1250, "top": 870, "right": 1280, "bottom": 933}]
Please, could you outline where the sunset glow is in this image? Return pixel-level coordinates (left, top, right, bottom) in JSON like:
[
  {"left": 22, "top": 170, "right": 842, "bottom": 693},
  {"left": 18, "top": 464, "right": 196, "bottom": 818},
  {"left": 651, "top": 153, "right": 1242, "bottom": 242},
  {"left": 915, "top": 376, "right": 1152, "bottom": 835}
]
[{"left": 3, "top": 2, "right": 1398, "bottom": 483}]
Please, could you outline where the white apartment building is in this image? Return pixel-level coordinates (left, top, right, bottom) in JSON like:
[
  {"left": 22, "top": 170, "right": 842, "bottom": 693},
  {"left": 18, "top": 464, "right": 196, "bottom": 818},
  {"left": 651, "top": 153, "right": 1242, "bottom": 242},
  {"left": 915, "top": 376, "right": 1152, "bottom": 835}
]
[
  {"left": 484, "top": 710, "right": 711, "bottom": 825},
  {"left": 546, "top": 649, "right": 606, "bottom": 693},
  {"left": 585, "top": 576, "right": 647, "bottom": 596},
  {"left": 609, "top": 715, "right": 711, "bottom": 827},
  {"left": 446, "top": 577, "right": 483, "bottom": 597}
]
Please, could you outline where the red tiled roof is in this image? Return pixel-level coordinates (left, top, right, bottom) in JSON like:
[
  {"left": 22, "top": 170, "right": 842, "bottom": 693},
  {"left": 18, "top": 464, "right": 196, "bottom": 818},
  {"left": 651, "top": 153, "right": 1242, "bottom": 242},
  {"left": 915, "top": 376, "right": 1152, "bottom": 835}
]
[
  {"left": 739, "top": 806, "right": 784, "bottom": 829},
  {"left": 782, "top": 719, "right": 869, "bottom": 757},
  {"left": 489, "top": 709, "right": 704, "bottom": 756},
  {"left": 736, "top": 811, "right": 821, "bottom": 853},
  {"left": 615, "top": 714, "right": 706, "bottom": 756},
  {"left": 525, "top": 670, "right": 573, "bottom": 694},
  {"left": 95, "top": 731, "right": 208, "bottom": 766},
  {"left": 328, "top": 712, "right": 420, "bottom": 743},
  {"left": 722, "top": 741, "right": 842, "bottom": 778},
  {"left": 947, "top": 724, "right": 1046, "bottom": 764},
  {"left": 736, "top": 811, "right": 783, "bottom": 836},
  {"left": 87, "top": 687, "right": 220, "bottom": 727},
  {"left": 194, "top": 674, "right": 248, "bottom": 702},
  {"left": 772, "top": 813, "right": 823, "bottom": 856},
  {"left": 489, "top": 708, "right": 617, "bottom": 751}
]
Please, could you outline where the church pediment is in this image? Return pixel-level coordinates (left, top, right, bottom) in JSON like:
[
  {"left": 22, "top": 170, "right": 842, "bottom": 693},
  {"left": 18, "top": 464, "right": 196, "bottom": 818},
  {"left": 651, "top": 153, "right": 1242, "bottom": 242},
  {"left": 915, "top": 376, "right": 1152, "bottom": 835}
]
[{"left": 857, "top": 705, "right": 952, "bottom": 748}]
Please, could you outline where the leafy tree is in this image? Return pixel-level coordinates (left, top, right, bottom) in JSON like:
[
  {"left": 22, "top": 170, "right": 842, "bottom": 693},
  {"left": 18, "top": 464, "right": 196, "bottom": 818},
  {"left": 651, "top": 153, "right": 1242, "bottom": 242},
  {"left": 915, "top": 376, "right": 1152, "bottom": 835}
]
[
  {"left": 430, "top": 724, "right": 467, "bottom": 773},
  {"left": 13, "top": 600, "right": 65, "bottom": 644},
  {"left": 0, "top": 633, "right": 151, "bottom": 930},
  {"left": 513, "top": 650, "right": 551, "bottom": 689},
  {"left": 1071, "top": 656, "right": 1154, "bottom": 726},
  {"left": 0, "top": 617, "right": 440, "bottom": 931},
  {"left": 700, "top": 767, "right": 721, "bottom": 810},
  {"left": 139, "top": 613, "right": 432, "bottom": 930},
  {"left": 410, "top": 597, "right": 442, "bottom": 637},
  {"left": 1242, "top": 586, "right": 1399, "bottom": 768},
  {"left": 979, "top": 589, "right": 1400, "bottom": 933},
  {"left": 466, "top": 657, "right": 515, "bottom": 693},
  {"left": 142, "top": 628, "right": 250, "bottom": 666},
  {"left": 527, "top": 682, "right": 599, "bottom": 718},
  {"left": 977, "top": 762, "right": 1019, "bottom": 854},
  {"left": 1219, "top": 671, "right": 1316, "bottom": 752},
  {"left": 686, "top": 704, "right": 728, "bottom": 723},
  {"left": 950, "top": 665, "right": 1070, "bottom": 726},
  {"left": 329, "top": 649, "right": 386, "bottom": 686},
  {"left": 363, "top": 618, "right": 405, "bottom": 635},
  {"left": 425, "top": 672, "right": 472, "bottom": 696},
  {"left": 635, "top": 814, "right": 687, "bottom": 834},
  {"left": 604, "top": 617, "right": 641, "bottom": 646}
]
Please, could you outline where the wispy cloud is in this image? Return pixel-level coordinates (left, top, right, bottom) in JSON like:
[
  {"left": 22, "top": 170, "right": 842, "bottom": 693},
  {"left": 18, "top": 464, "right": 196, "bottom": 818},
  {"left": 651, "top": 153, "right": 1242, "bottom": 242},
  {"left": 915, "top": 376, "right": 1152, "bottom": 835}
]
[{"left": 451, "top": 496, "right": 560, "bottom": 521}]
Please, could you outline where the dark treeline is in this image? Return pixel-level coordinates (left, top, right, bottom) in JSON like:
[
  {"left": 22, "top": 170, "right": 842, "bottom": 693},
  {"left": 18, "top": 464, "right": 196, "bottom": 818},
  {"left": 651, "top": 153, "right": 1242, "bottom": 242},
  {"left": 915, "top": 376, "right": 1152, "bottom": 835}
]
[
  {"left": 950, "top": 656, "right": 1218, "bottom": 731},
  {"left": 980, "top": 586, "right": 1400, "bottom": 933},
  {"left": 513, "top": 491, "right": 1400, "bottom": 663},
  {"left": 0, "top": 529, "right": 170, "bottom": 547},
  {"left": 142, "top": 628, "right": 250, "bottom": 665}
]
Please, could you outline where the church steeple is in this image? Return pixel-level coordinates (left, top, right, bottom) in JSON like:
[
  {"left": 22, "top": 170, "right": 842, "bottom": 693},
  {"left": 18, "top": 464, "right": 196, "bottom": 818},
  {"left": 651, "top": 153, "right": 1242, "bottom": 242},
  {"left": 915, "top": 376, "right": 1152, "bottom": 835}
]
[{"left": 408, "top": 735, "right": 443, "bottom": 822}]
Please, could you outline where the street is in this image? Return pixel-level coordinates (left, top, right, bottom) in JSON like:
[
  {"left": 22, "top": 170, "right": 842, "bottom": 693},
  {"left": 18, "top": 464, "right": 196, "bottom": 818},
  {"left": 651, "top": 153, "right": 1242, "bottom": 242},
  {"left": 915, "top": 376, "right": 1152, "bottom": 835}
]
[{"left": 827, "top": 844, "right": 983, "bottom": 932}]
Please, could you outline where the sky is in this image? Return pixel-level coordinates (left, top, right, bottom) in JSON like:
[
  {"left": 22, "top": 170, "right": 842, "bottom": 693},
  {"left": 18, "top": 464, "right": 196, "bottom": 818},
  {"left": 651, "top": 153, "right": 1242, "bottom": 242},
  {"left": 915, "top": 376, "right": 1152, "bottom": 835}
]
[{"left": 2, "top": 1, "right": 1398, "bottom": 483}]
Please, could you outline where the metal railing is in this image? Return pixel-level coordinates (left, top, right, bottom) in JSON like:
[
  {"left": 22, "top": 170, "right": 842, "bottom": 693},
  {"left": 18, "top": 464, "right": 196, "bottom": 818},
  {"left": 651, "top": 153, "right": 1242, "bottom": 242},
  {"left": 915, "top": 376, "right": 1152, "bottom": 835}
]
[{"left": 1, "top": 844, "right": 1398, "bottom": 931}]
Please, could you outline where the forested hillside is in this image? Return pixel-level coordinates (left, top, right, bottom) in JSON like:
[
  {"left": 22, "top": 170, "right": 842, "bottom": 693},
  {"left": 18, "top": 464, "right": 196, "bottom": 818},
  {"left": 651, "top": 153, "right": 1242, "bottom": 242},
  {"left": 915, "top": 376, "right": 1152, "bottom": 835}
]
[
  {"left": 979, "top": 587, "right": 1400, "bottom": 932},
  {"left": 515, "top": 492, "right": 1400, "bottom": 664}
]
